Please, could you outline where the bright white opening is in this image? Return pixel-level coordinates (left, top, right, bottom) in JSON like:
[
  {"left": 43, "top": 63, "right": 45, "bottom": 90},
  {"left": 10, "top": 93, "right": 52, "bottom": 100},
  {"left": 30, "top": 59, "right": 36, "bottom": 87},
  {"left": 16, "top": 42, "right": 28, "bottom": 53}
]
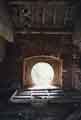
[{"left": 31, "top": 62, "right": 54, "bottom": 89}]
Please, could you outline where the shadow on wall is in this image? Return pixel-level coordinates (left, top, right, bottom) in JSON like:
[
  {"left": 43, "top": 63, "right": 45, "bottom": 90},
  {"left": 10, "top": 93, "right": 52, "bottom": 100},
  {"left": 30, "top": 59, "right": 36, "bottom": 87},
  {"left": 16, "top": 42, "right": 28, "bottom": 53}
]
[
  {"left": 74, "top": 1, "right": 81, "bottom": 32},
  {"left": 0, "top": 42, "right": 20, "bottom": 99}
]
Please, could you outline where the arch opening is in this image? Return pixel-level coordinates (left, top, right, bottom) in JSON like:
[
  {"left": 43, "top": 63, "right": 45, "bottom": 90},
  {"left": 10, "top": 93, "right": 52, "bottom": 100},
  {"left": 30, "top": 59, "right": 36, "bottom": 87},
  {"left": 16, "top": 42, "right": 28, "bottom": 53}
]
[{"left": 31, "top": 62, "right": 55, "bottom": 89}]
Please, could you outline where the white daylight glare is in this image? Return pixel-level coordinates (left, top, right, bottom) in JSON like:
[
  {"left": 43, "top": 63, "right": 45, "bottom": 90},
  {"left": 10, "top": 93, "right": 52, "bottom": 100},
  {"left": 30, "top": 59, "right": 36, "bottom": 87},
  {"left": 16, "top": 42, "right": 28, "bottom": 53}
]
[{"left": 31, "top": 62, "right": 54, "bottom": 89}]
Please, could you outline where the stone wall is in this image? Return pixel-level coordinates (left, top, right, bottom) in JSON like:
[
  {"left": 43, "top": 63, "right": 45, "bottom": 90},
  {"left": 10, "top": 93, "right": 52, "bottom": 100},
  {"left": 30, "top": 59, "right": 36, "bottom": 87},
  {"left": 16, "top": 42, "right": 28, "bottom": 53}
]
[
  {"left": 15, "top": 33, "right": 80, "bottom": 89},
  {"left": 0, "top": 32, "right": 81, "bottom": 90}
]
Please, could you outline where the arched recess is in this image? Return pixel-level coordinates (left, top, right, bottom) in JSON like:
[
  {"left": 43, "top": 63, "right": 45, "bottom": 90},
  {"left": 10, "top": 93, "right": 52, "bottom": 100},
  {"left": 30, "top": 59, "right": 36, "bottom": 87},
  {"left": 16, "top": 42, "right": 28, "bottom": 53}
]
[{"left": 22, "top": 55, "right": 63, "bottom": 89}]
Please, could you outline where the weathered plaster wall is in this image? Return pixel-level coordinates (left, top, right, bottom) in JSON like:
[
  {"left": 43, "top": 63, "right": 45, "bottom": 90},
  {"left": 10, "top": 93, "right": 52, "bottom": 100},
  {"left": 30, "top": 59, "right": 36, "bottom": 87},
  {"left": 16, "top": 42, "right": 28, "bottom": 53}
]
[
  {"left": 0, "top": 0, "right": 13, "bottom": 42},
  {"left": 0, "top": 0, "right": 15, "bottom": 77}
]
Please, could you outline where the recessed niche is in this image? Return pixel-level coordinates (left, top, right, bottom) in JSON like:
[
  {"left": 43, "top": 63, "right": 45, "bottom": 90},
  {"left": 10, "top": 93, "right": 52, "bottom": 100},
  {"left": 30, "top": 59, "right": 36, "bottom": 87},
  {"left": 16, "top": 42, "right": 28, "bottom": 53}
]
[{"left": 22, "top": 56, "right": 63, "bottom": 89}]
